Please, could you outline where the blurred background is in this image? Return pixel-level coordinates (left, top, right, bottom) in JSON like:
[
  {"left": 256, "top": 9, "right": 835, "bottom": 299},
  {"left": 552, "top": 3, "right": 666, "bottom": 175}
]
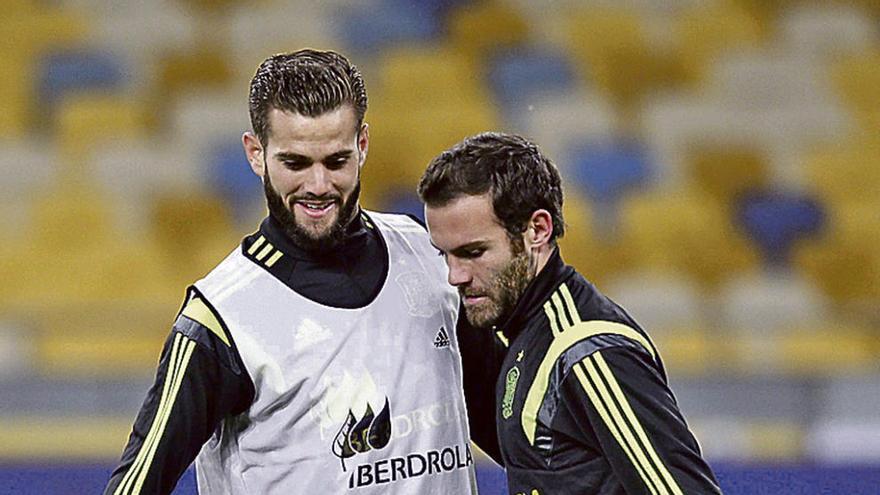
[{"left": 1, "top": 0, "right": 879, "bottom": 493}]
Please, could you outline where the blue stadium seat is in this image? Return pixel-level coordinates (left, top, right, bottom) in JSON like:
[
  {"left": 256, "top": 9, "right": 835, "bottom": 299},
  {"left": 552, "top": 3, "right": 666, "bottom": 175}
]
[
  {"left": 37, "top": 49, "right": 127, "bottom": 118},
  {"left": 566, "top": 138, "right": 653, "bottom": 231},
  {"left": 208, "top": 137, "right": 263, "bottom": 223},
  {"left": 487, "top": 45, "right": 578, "bottom": 124},
  {"left": 735, "top": 189, "right": 826, "bottom": 266},
  {"left": 383, "top": 189, "right": 425, "bottom": 224},
  {"left": 337, "top": 1, "right": 444, "bottom": 56},
  {"left": 568, "top": 139, "right": 652, "bottom": 203}
]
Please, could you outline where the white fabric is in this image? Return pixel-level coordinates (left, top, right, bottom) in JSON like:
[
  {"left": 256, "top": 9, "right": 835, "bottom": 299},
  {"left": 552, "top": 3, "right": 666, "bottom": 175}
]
[{"left": 194, "top": 212, "right": 477, "bottom": 494}]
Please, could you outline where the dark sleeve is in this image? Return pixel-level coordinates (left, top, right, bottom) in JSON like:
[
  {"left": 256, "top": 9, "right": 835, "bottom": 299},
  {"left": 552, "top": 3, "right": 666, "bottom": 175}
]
[
  {"left": 103, "top": 315, "right": 255, "bottom": 495},
  {"left": 456, "top": 313, "right": 507, "bottom": 466},
  {"left": 560, "top": 347, "right": 722, "bottom": 495}
]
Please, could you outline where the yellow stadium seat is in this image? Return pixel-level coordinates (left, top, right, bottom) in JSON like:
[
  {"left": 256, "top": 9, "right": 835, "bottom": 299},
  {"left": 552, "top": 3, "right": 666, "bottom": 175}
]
[
  {"left": 150, "top": 190, "right": 241, "bottom": 287},
  {"left": 377, "top": 44, "right": 491, "bottom": 109},
  {"left": 0, "top": 50, "right": 33, "bottom": 137},
  {"left": 619, "top": 188, "right": 759, "bottom": 289},
  {"left": 685, "top": 144, "right": 770, "bottom": 205},
  {"left": 0, "top": 9, "right": 89, "bottom": 57},
  {"left": 556, "top": 187, "right": 631, "bottom": 287},
  {"left": 157, "top": 45, "right": 234, "bottom": 98},
  {"left": 804, "top": 136, "right": 880, "bottom": 206},
  {"left": 777, "top": 325, "right": 878, "bottom": 376},
  {"left": 676, "top": 4, "right": 764, "bottom": 86},
  {"left": 651, "top": 327, "right": 716, "bottom": 376},
  {"left": 567, "top": 9, "right": 687, "bottom": 114},
  {"left": 364, "top": 96, "right": 500, "bottom": 202},
  {"left": 830, "top": 49, "right": 880, "bottom": 132},
  {"left": 447, "top": 2, "right": 529, "bottom": 59},
  {"left": 794, "top": 200, "right": 880, "bottom": 305},
  {"left": 55, "top": 94, "right": 150, "bottom": 165}
]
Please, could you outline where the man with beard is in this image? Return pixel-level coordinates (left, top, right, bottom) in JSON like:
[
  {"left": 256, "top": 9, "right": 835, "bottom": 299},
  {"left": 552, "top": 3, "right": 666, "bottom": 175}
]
[
  {"left": 418, "top": 132, "right": 722, "bottom": 495},
  {"left": 104, "top": 49, "right": 478, "bottom": 495}
]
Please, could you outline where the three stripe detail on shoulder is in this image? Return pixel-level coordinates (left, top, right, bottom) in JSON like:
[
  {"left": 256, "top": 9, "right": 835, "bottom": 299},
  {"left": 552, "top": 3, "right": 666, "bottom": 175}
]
[
  {"left": 114, "top": 333, "right": 197, "bottom": 495},
  {"left": 522, "top": 283, "right": 659, "bottom": 445},
  {"left": 573, "top": 352, "right": 683, "bottom": 495},
  {"left": 247, "top": 235, "right": 283, "bottom": 267}
]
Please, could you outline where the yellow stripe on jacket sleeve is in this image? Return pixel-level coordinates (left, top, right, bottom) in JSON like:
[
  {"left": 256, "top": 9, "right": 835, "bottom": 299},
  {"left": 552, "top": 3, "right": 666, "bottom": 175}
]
[
  {"left": 574, "top": 361, "right": 659, "bottom": 495},
  {"left": 521, "top": 320, "right": 657, "bottom": 445},
  {"left": 180, "top": 294, "right": 229, "bottom": 347},
  {"left": 114, "top": 334, "right": 197, "bottom": 495},
  {"left": 593, "top": 352, "right": 684, "bottom": 495}
]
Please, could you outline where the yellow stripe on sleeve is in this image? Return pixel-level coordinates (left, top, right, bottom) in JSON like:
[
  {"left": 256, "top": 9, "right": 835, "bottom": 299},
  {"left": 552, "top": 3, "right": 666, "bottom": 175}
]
[
  {"left": 544, "top": 301, "right": 561, "bottom": 337},
  {"left": 574, "top": 361, "right": 659, "bottom": 495},
  {"left": 521, "top": 320, "right": 657, "bottom": 445},
  {"left": 593, "top": 352, "right": 684, "bottom": 495},
  {"left": 584, "top": 355, "right": 668, "bottom": 494},
  {"left": 132, "top": 337, "right": 196, "bottom": 493},
  {"left": 180, "top": 295, "right": 229, "bottom": 347},
  {"left": 114, "top": 334, "right": 197, "bottom": 495},
  {"left": 115, "top": 334, "right": 183, "bottom": 495}
]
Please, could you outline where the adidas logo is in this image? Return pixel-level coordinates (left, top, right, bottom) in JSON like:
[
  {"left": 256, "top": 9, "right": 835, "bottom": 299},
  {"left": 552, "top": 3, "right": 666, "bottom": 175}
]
[{"left": 433, "top": 327, "right": 450, "bottom": 349}]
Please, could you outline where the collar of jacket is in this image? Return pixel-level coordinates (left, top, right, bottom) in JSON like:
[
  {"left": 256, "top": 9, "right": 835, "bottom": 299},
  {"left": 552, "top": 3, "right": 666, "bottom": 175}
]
[
  {"left": 497, "top": 247, "right": 575, "bottom": 343},
  {"left": 260, "top": 208, "right": 372, "bottom": 264}
]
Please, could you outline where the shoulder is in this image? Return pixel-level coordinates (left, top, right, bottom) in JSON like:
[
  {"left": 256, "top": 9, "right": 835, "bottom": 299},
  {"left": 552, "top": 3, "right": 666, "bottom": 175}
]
[
  {"left": 536, "top": 275, "right": 659, "bottom": 379},
  {"left": 364, "top": 210, "right": 427, "bottom": 233},
  {"left": 173, "top": 286, "right": 248, "bottom": 375}
]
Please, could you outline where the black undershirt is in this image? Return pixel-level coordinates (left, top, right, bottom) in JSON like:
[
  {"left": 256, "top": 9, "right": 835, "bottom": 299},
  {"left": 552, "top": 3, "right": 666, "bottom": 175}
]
[{"left": 246, "top": 210, "right": 389, "bottom": 308}]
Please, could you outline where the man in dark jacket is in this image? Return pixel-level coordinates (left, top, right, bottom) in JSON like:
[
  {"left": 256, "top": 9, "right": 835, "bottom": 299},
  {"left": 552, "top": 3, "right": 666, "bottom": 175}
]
[{"left": 419, "top": 132, "right": 722, "bottom": 495}]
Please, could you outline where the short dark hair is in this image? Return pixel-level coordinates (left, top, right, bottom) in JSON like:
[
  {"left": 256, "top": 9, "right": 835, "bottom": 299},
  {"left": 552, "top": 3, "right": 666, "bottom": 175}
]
[
  {"left": 248, "top": 49, "right": 368, "bottom": 145},
  {"left": 418, "top": 132, "right": 565, "bottom": 242}
]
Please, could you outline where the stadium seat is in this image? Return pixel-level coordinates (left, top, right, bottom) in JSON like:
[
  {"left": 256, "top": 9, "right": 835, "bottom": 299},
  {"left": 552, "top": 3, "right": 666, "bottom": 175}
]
[
  {"left": 55, "top": 94, "right": 149, "bottom": 164},
  {"left": 446, "top": 2, "right": 529, "bottom": 59},
  {"left": 604, "top": 271, "right": 705, "bottom": 334},
  {"left": 149, "top": 190, "right": 241, "bottom": 287},
  {"left": 718, "top": 271, "right": 830, "bottom": 332},
  {"left": 830, "top": 49, "right": 880, "bottom": 132},
  {"left": 675, "top": 3, "right": 763, "bottom": 86},
  {"left": 567, "top": 8, "right": 686, "bottom": 114},
  {"left": 518, "top": 90, "right": 616, "bottom": 166},
  {"left": 486, "top": 44, "right": 579, "bottom": 128},
  {"left": 686, "top": 144, "right": 770, "bottom": 205},
  {"left": 208, "top": 136, "right": 264, "bottom": 224},
  {"left": 804, "top": 136, "right": 880, "bottom": 206},
  {"left": 337, "top": 1, "right": 442, "bottom": 57},
  {"left": 376, "top": 44, "right": 489, "bottom": 108},
  {"left": 565, "top": 137, "right": 653, "bottom": 233},
  {"left": 382, "top": 189, "right": 424, "bottom": 222},
  {"left": 734, "top": 189, "right": 825, "bottom": 267},
  {"left": 619, "top": 188, "right": 758, "bottom": 289},
  {"left": 228, "top": 3, "right": 341, "bottom": 75},
  {"left": 37, "top": 48, "right": 128, "bottom": 121},
  {"left": 779, "top": 3, "right": 878, "bottom": 61},
  {"left": 157, "top": 45, "right": 234, "bottom": 102},
  {"left": 793, "top": 201, "right": 880, "bottom": 306},
  {"left": 0, "top": 49, "right": 34, "bottom": 137}
]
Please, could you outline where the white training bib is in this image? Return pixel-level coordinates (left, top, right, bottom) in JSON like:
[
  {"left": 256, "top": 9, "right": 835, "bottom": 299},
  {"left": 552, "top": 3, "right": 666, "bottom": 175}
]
[{"left": 194, "top": 212, "right": 477, "bottom": 494}]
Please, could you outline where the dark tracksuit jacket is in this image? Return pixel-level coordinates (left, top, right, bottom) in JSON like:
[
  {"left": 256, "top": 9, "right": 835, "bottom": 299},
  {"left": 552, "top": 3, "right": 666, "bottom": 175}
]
[{"left": 459, "top": 249, "right": 722, "bottom": 495}]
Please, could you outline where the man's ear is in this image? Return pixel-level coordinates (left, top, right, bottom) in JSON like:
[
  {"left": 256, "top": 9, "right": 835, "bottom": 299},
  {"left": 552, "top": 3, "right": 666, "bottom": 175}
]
[
  {"left": 525, "top": 209, "right": 553, "bottom": 249},
  {"left": 242, "top": 131, "right": 265, "bottom": 177},
  {"left": 357, "top": 123, "right": 369, "bottom": 168}
]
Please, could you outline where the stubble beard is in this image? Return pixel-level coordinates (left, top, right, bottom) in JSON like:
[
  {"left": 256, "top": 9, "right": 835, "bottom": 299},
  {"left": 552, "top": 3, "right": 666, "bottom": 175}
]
[
  {"left": 463, "top": 238, "right": 533, "bottom": 330},
  {"left": 263, "top": 172, "right": 361, "bottom": 254}
]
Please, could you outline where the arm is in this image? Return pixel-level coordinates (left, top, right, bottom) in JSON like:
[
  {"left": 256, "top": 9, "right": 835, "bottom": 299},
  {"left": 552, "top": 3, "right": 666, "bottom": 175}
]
[
  {"left": 561, "top": 347, "right": 721, "bottom": 495},
  {"left": 456, "top": 313, "right": 507, "bottom": 465},
  {"left": 104, "top": 306, "right": 254, "bottom": 495}
]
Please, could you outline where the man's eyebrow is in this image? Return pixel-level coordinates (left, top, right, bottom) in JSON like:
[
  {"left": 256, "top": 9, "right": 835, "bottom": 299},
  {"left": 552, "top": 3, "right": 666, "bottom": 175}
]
[
  {"left": 448, "top": 240, "right": 488, "bottom": 256},
  {"left": 323, "top": 149, "right": 355, "bottom": 161},
  {"left": 274, "top": 151, "right": 311, "bottom": 163}
]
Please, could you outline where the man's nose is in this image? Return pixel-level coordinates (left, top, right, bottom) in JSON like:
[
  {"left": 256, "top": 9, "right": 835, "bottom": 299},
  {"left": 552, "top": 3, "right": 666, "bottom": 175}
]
[
  {"left": 304, "top": 166, "right": 332, "bottom": 195},
  {"left": 446, "top": 257, "right": 472, "bottom": 287}
]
